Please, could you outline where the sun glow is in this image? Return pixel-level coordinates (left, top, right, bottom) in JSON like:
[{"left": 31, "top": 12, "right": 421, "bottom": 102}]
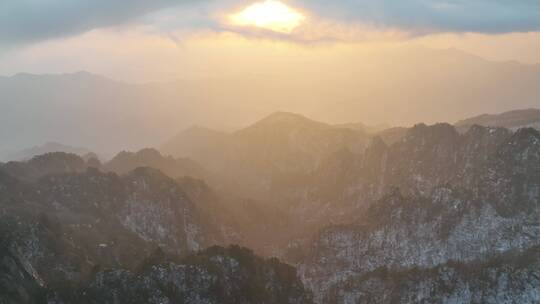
[{"left": 229, "top": 0, "right": 306, "bottom": 34}]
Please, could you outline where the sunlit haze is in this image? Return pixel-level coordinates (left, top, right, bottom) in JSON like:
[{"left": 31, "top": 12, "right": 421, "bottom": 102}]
[
  {"left": 0, "top": 0, "right": 540, "bottom": 153},
  {"left": 229, "top": 0, "right": 306, "bottom": 33}
]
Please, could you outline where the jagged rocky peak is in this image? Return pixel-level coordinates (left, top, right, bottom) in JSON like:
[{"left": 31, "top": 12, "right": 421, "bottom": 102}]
[
  {"left": 403, "top": 122, "right": 459, "bottom": 144},
  {"left": 507, "top": 127, "right": 540, "bottom": 147},
  {"left": 492, "top": 128, "right": 540, "bottom": 167},
  {"left": 484, "top": 127, "right": 540, "bottom": 176},
  {"left": 387, "top": 123, "right": 510, "bottom": 178},
  {"left": 111, "top": 167, "right": 207, "bottom": 254},
  {"left": 0, "top": 152, "right": 92, "bottom": 182},
  {"left": 465, "top": 123, "right": 506, "bottom": 136},
  {"left": 105, "top": 147, "right": 206, "bottom": 179},
  {"left": 107, "top": 148, "right": 168, "bottom": 170},
  {"left": 461, "top": 124, "right": 512, "bottom": 146}
]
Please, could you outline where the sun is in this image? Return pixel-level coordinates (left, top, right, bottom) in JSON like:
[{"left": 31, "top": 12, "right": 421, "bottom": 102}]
[{"left": 229, "top": 0, "right": 306, "bottom": 34}]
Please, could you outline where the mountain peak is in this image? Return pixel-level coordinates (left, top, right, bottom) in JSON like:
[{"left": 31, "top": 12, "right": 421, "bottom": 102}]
[
  {"left": 510, "top": 127, "right": 540, "bottom": 144},
  {"left": 244, "top": 112, "right": 330, "bottom": 131},
  {"left": 405, "top": 123, "right": 458, "bottom": 141}
]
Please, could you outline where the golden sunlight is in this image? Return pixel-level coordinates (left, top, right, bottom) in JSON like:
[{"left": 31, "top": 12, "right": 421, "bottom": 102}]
[{"left": 229, "top": 0, "right": 306, "bottom": 34}]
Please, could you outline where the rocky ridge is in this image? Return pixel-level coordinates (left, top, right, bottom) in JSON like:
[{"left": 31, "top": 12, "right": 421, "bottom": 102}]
[{"left": 299, "top": 127, "right": 540, "bottom": 302}]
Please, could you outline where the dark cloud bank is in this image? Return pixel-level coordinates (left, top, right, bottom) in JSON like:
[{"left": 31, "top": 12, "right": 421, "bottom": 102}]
[
  {"left": 1, "top": 0, "right": 540, "bottom": 46},
  {"left": 0, "top": 0, "right": 183, "bottom": 45},
  {"left": 298, "top": 0, "right": 540, "bottom": 34}
]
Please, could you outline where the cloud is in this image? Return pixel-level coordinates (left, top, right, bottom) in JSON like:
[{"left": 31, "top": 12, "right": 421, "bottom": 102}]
[
  {"left": 2, "top": 0, "right": 540, "bottom": 48},
  {"left": 217, "top": 1, "right": 540, "bottom": 43},
  {"left": 0, "top": 0, "right": 196, "bottom": 46},
  {"left": 294, "top": 0, "right": 540, "bottom": 34}
]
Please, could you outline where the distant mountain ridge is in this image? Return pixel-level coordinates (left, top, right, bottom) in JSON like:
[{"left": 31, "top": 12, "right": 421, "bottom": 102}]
[
  {"left": 162, "top": 112, "right": 371, "bottom": 199},
  {"left": 3, "top": 142, "right": 93, "bottom": 162},
  {"left": 456, "top": 108, "right": 540, "bottom": 131},
  {"left": 3, "top": 46, "right": 540, "bottom": 155}
]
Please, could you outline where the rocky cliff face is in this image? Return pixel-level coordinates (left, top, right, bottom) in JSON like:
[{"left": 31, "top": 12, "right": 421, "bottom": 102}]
[
  {"left": 0, "top": 241, "right": 46, "bottom": 304},
  {"left": 296, "top": 124, "right": 512, "bottom": 217},
  {"left": 299, "top": 127, "right": 540, "bottom": 302},
  {"left": 265, "top": 124, "right": 514, "bottom": 260},
  {"left": 0, "top": 160, "right": 212, "bottom": 293}
]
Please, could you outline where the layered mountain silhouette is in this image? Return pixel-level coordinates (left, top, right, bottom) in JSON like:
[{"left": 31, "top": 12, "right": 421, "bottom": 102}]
[
  {"left": 163, "top": 112, "right": 370, "bottom": 198},
  {"left": 2, "top": 47, "right": 540, "bottom": 156},
  {"left": 2, "top": 110, "right": 540, "bottom": 303},
  {"left": 161, "top": 113, "right": 540, "bottom": 302}
]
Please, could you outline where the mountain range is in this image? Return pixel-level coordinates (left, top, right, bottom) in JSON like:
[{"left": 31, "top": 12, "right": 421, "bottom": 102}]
[
  {"left": 2, "top": 109, "right": 540, "bottom": 303},
  {"left": 2, "top": 47, "right": 540, "bottom": 156},
  {"left": 162, "top": 113, "right": 540, "bottom": 302}
]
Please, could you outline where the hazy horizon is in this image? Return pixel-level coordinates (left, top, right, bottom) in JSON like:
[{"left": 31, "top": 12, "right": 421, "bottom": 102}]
[{"left": 2, "top": 1, "right": 540, "bottom": 156}]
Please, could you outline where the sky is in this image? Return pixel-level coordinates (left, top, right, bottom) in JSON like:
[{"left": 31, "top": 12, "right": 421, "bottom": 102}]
[
  {"left": 1, "top": 0, "right": 540, "bottom": 82},
  {"left": 1, "top": 0, "right": 540, "bottom": 155}
]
